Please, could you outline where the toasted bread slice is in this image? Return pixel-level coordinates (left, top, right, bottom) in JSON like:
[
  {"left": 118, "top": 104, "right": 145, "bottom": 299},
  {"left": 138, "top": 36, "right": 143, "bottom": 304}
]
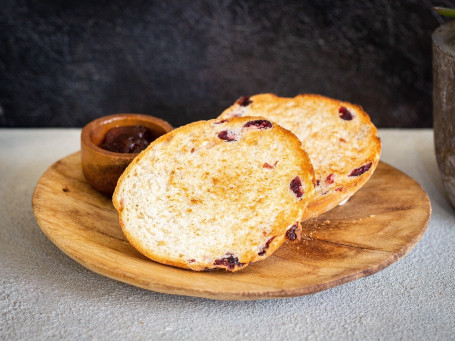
[
  {"left": 218, "top": 94, "right": 381, "bottom": 218},
  {"left": 113, "top": 116, "right": 315, "bottom": 271}
]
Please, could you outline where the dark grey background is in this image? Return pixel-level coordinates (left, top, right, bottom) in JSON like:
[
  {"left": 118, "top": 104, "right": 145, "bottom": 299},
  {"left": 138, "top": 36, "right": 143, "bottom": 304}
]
[{"left": 0, "top": 0, "right": 453, "bottom": 128}]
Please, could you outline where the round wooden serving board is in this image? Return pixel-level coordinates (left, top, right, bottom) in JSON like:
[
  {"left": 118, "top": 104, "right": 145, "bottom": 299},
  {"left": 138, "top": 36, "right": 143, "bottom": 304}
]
[{"left": 32, "top": 152, "right": 431, "bottom": 300}]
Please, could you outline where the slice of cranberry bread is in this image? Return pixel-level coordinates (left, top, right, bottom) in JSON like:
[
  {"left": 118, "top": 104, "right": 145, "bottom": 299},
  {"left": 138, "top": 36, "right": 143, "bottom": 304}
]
[
  {"left": 113, "top": 116, "right": 315, "bottom": 272},
  {"left": 218, "top": 94, "right": 381, "bottom": 218}
]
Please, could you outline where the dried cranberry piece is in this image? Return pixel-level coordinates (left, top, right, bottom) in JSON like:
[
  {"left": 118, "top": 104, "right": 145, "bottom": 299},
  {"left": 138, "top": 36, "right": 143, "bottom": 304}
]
[
  {"left": 335, "top": 187, "right": 343, "bottom": 192},
  {"left": 214, "top": 119, "right": 228, "bottom": 125},
  {"left": 243, "top": 120, "right": 273, "bottom": 129},
  {"left": 348, "top": 162, "right": 372, "bottom": 177},
  {"left": 218, "top": 130, "right": 236, "bottom": 142},
  {"left": 339, "top": 106, "right": 353, "bottom": 120},
  {"left": 258, "top": 236, "right": 275, "bottom": 256},
  {"left": 316, "top": 179, "right": 320, "bottom": 186},
  {"left": 237, "top": 96, "right": 252, "bottom": 106},
  {"left": 214, "top": 253, "right": 244, "bottom": 270},
  {"left": 286, "top": 223, "right": 301, "bottom": 242},
  {"left": 290, "top": 176, "right": 304, "bottom": 198},
  {"left": 263, "top": 161, "right": 278, "bottom": 169},
  {"left": 326, "top": 174, "right": 335, "bottom": 184}
]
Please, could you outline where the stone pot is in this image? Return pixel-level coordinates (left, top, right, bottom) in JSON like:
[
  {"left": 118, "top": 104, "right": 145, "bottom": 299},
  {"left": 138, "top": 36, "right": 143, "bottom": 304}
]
[{"left": 433, "top": 20, "right": 455, "bottom": 208}]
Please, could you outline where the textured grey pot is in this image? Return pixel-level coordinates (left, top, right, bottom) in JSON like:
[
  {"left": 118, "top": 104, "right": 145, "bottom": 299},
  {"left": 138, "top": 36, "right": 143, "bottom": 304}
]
[{"left": 433, "top": 20, "right": 455, "bottom": 208}]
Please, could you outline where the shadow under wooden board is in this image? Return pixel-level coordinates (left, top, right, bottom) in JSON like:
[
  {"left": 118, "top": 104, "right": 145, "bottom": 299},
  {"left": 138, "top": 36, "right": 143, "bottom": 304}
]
[{"left": 32, "top": 152, "right": 431, "bottom": 300}]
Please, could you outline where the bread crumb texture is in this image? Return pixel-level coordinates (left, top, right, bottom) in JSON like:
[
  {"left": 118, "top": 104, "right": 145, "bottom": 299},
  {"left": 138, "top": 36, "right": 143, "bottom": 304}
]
[
  {"left": 219, "top": 94, "right": 381, "bottom": 217},
  {"left": 113, "top": 116, "right": 315, "bottom": 271}
]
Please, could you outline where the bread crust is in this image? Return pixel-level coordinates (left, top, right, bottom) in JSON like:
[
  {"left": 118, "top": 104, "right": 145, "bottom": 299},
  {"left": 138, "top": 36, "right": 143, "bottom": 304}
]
[
  {"left": 218, "top": 93, "right": 381, "bottom": 218},
  {"left": 113, "top": 116, "right": 315, "bottom": 271}
]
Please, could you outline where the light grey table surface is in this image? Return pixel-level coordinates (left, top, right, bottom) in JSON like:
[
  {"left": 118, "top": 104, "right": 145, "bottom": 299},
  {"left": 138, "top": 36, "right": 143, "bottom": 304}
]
[{"left": 1, "top": 128, "right": 454, "bottom": 340}]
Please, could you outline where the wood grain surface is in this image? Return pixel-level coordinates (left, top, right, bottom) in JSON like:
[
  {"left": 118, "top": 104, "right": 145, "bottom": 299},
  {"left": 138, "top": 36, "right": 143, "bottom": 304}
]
[{"left": 32, "top": 152, "right": 431, "bottom": 300}]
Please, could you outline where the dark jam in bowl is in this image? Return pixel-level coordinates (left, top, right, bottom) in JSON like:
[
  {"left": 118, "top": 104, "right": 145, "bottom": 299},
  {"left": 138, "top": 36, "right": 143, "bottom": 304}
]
[{"left": 99, "top": 125, "right": 158, "bottom": 153}]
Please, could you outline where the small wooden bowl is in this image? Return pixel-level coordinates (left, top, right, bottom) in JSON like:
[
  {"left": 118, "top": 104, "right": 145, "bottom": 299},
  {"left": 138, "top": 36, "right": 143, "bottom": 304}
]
[{"left": 81, "top": 113, "right": 173, "bottom": 196}]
